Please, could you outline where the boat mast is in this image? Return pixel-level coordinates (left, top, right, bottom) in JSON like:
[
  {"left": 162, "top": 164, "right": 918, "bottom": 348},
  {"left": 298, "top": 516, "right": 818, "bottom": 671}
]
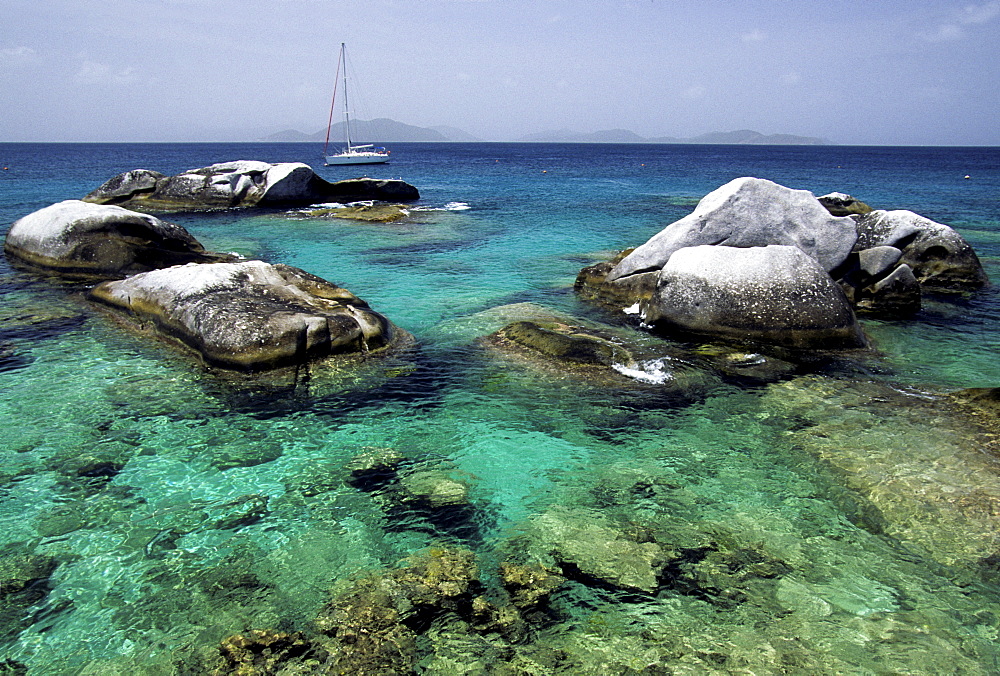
[
  {"left": 341, "top": 43, "right": 352, "bottom": 151},
  {"left": 323, "top": 45, "right": 344, "bottom": 157}
]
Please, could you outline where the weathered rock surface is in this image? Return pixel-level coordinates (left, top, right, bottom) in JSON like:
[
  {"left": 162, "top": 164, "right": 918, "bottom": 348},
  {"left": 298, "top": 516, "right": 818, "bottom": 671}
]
[
  {"left": 853, "top": 209, "right": 988, "bottom": 292},
  {"left": 607, "top": 177, "right": 858, "bottom": 282},
  {"left": 306, "top": 203, "right": 411, "bottom": 222},
  {"left": 4, "top": 199, "right": 229, "bottom": 279},
  {"left": 494, "top": 320, "right": 635, "bottom": 367},
  {"left": 859, "top": 263, "right": 922, "bottom": 315},
  {"left": 575, "top": 249, "right": 660, "bottom": 307},
  {"left": 817, "top": 192, "right": 873, "bottom": 216},
  {"left": 83, "top": 161, "right": 420, "bottom": 210},
  {"left": 480, "top": 317, "right": 723, "bottom": 398},
  {"left": 834, "top": 244, "right": 922, "bottom": 316},
  {"left": 87, "top": 260, "right": 405, "bottom": 371},
  {"left": 642, "top": 245, "right": 866, "bottom": 349}
]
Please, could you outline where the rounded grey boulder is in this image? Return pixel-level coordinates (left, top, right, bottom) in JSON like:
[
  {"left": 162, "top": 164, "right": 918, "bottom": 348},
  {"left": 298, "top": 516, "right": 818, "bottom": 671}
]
[
  {"left": 88, "top": 260, "right": 406, "bottom": 371},
  {"left": 4, "top": 199, "right": 225, "bottom": 279},
  {"left": 608, "top": 177, "right": 858, "bottom": 282},
  {"left": 641, "top": 245, "right": 865, "bottom": 349}
]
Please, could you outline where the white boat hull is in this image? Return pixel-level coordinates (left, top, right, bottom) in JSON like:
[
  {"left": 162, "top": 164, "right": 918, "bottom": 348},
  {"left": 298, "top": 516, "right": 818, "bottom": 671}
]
[{"left": 325, "top": 152, "right": 390, "bottom": 165}]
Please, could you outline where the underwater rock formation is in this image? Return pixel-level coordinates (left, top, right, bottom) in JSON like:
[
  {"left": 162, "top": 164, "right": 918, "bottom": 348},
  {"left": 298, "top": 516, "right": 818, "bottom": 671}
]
[
  {"left": 304, "top": 203, "right": 412, "bottom": 222},
  {"left": 214, "top": 629, "right": 327, "bottom": 674},
  {"left": 210, "top": 547, "right": 565, "bottom": 674},
  {"left": 0, "top": 545, "right": 58, "bottom": 644},
  {"left": 492, "top": 320, "right": 635, "bottom": 367},
  {"left": 527, "top": 507, "right": 667, "bottom": 593},
  {"left": 342, "top": 447, "right": 481, "bottom": 541},
  {"left": 3, "top": 199, "right": 230, "bottom": 279},
  {"left": 83, "top": 161, "right": 420, "bottom": 210},
  {"left": 480, "top": 317, "right": 724, "bottom": 397},
  {"left": 88, "top": 260, "right": 406, "bottom": 372}
]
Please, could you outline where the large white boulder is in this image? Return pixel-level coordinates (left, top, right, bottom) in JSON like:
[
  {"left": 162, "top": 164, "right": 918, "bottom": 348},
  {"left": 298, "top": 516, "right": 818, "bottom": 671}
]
[
  {"left": 88, "top": 260, "right": 406, "bottom": 371},
  {"left": 641, "top": 245, "right": 865, "bottom": 349},
  {"left": 4, "top": 199, "right": 222, "bottom": 279},
  {"left": 607, "top": 177, "right": 858, "bottom": 281}
]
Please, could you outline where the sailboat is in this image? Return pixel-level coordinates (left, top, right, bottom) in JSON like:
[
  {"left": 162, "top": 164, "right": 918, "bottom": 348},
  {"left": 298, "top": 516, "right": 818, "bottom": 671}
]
[{"left": 323, "top": 43, "right": 390, "bottom": 165}]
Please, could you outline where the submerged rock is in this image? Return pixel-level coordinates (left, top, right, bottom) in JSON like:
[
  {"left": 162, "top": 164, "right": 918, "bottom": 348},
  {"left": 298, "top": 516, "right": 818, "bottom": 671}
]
[
  {"left": 3, "top": 199, "right": 230, "bottom": 279},
  {"left": 399, "top": 470, "right": 471, "bottom": 509},
  {"left": 481, "top": 317, "right": 722, "bottom": 399},
  {"left": 212, "top": 546, "right": 565, "bottom": 674},
  {"left": 768, "top": 376, "right": 1000, "bottom": 569},
  {"left": 499, "top": 562, "right": 565, "bottom": 612},
  {"left": 88, "top": 260, "right": 406, "bottom": 371},
  {"left": 214, "top": 630, "right": 327, "bottom": 675},
  {"left": 0, "top": 545, "right": 58, "bottom": 645},
  {"left": 83, "top": 161, "right": 420, "bottom": 210},
  {"left": 526, "top": 507, "right": 667, "bottom": 593},
  {"left": 313, "top": 547, "right": 480, "bottom": 673},
  {"left": 344, "top": 446, "right": 406, "bottom": 490},
  {"left": 0, "top": 548, "right": 58, "bottom": 599},
  {"left": 307, "top": 203, "right": 411, "bottom": 222},
  {"left": 494, "top": 320, "right": 635, "bottom": 367}
]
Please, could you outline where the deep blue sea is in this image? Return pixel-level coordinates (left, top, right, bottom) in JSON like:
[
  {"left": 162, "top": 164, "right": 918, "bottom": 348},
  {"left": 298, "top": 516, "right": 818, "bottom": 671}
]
[{"left": 1, "top": 142, "right": 999, "bottom": 673}]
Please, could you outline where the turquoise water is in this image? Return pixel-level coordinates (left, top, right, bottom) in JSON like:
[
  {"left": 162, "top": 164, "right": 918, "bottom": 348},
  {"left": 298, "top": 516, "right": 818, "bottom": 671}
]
[{"left": 1, "top": 142, "right": 1000, "bottom": 673}]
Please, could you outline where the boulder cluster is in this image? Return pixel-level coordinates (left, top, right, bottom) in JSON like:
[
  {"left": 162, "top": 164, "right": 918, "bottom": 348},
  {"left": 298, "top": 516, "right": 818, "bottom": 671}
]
[
  {"left": 4, "top": 161, "right": 419, "bottom": 372},
  {"left": 577, "top": 177, "right": 988, "bottom": 350},
  {"left": 82, "top": 160, "right": 419, "bottom": 210}
]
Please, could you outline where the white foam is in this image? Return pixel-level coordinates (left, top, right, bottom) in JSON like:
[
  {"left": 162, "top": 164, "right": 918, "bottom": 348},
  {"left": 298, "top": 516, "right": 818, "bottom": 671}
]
[
  {"left": 411, "top": 202, "right": 472, "bottom": 213},
  {"left": 623, "top": 302, "right": 641, "bottom": 315},
  {"left": 613, "top": 358, "right": 675, "bottom": 384}
]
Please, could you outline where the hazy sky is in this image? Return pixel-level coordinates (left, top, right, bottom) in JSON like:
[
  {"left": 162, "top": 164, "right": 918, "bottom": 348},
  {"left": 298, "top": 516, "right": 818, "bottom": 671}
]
[{"left": 3, "top": 0, "right": 999, "bottom": 144}]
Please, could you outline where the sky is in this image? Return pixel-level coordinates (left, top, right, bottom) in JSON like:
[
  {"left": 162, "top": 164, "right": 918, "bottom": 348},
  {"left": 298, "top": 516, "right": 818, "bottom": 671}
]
[{"left": 2, "top": 0, "right": 999, "bottom": 145}]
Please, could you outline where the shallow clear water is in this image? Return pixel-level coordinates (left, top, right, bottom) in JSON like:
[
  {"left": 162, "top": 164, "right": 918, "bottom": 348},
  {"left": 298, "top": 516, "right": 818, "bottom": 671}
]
[{"left": 1, "top": 142, "right": 999, "bottom": 673}]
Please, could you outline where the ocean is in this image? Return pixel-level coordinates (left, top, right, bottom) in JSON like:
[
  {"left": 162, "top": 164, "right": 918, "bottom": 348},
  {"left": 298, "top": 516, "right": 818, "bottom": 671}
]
[{"left": 1, "top": 142, "right": 999, "bottom": 673}]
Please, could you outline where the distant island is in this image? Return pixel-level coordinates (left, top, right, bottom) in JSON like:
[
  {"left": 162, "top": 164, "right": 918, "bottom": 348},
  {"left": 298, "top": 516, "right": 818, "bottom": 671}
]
[
  {"left": 264, "top": 119, "right": 830, "bottom": 145},
  {"left": 515, "top": 128, "right": 831, "bottom": 145}
]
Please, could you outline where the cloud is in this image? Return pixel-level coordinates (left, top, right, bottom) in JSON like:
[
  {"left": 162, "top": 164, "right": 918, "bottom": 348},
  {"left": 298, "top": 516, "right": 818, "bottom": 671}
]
[
  {"left": 741, "top": 30, "right": 767, "bottom": 43},
  {"left": 2, "top": 46, "right": 36, "bottom": 58},
  {"left": 959, "top": 0, "right": 1000, "bottom": 25},
  {"left": 920, "top": 0, "right": 1000, "bottom": 41},
  {"left": 75, "top": 61, "right": 139, "bottom": 86},
  {"left": 1, "top": 46, "right": 37, "bottom": 68},
  {"left": 681, "top": 85, "right": 706, "bottom": 100},
  {"left": 782, "top": 71, "right": 802, "bottom": 85},
  {"left": 0, "top": 46, "right": 38, "bottom": 76}
]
